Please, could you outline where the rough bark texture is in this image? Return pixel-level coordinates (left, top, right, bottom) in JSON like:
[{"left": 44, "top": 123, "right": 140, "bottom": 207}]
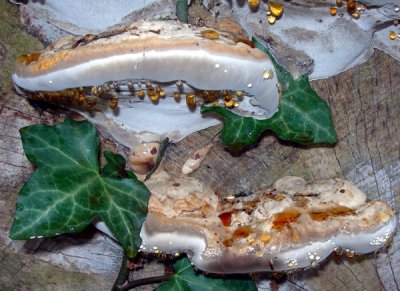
[{"left": 0, "top": 0, "right": 399, "bottom": 290}]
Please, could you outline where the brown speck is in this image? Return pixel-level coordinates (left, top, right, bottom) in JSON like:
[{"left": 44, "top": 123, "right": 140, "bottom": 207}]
[
  {"left": 340, "top": 189, "right": 345, "bottom": 193},
  {"left": 173, "top": 182, "right": 180, "bottom": 187},
  {"left": 149, "top": 29, "right": 161, "bottom": 34},
  {"left": 151, "top": 147, "right": 158, "bottom": 155}
]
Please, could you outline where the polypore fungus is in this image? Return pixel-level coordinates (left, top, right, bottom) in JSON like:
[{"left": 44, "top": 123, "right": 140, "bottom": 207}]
[
  {"left": 140, "top": 173, "right": 396, "bottom": 273},
  {"left": 12, "top": 20, "right": 280, "bottom": 148}
]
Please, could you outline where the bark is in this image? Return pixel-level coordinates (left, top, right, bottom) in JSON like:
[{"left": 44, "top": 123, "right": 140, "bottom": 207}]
[{"left": 0, "top": 0, "right": 399, "bottom": 290}]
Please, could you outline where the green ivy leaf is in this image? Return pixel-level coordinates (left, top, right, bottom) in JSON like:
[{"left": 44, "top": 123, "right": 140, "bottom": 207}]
[
  {"left": 9, "top": 119, "right": 150, "bottom": 258},
  {"left": 155, "top": 258, "right": 257, "bottom": 291},
  {"left": 102, "top": 151, "right": 137, "bottom": 180},
  {"left": 201, "top": 39, "right": 337, "bottom": 151}
]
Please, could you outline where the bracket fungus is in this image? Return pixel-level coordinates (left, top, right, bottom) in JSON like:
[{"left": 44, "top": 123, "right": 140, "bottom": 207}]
[
  {"left": 12, "top": 20, "right": 280, "bottom": 148},
  {"left": 140, "top": 172, "right": 396, "bottom": 273}
]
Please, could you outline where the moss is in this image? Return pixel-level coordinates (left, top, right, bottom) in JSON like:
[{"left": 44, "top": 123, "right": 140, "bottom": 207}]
[{"left": 0, "top": 0, "right": 43, "bottom": 95}]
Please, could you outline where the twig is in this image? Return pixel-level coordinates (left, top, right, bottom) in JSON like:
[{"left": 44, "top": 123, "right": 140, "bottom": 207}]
[{"left": 119, "top": 274, "right": 172, "bottom": 291}]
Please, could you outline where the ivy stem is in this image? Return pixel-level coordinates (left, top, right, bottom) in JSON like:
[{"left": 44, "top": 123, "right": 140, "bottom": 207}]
[
  {"left": 176, "top": 0, "right": 189, "bottom": 23},
  {"left": 119, "top": 274, "right": 172, "bottom": 291},
  {"left": 112, "top": 253, "right": 129, "bottom": 291}
]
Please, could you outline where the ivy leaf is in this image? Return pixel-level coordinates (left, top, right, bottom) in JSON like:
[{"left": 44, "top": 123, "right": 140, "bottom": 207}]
[
  {"left": 9, "top": 119, "right": 150, "bottom": 258},
  {"left": 102, "top": 151, "right": 137, "bottom": 180},
  {"left": 201, "top": 39, "right": 337, "bottom": 151},
  {"left": 155, "top": 258, "right": 257, "bottom": 291}
]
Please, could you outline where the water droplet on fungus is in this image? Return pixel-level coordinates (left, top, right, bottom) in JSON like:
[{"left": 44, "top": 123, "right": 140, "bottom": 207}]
[{"left": 269, "top": 2, "right": 284, "bottom": 17}]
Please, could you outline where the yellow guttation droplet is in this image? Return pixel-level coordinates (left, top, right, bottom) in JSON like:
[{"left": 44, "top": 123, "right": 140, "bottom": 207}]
[
  {"left": 261, "top": 234, "right": 271, "bottom": 244},
  {"left": 224, "top": 99, "right": 235, "bottom": 108},
  {"left": 173, "top": 92, "right": 181, "bottom": 102},
  {"left": 351, "top": 12, "right": 360, "bottom": 19},
  {"left": 263, "top": 70, "right": 274, "bottom": 79},
  {"left": 147, "top": 89, "right": 159, "bottom": 102},
  {"left": 186, "top": 93, "right": 196, "bottom": 107},
  {"left": 208, "top": 91, "right": 216, "bottom": 102},
  {"left": 200, "top": 91, "right": 209, "bottom": 102},
  {"left": 137, "top": 89, "right": 145, "bottom": 98},
  {"left": 223, "top": 92, "right": 232, "bottom": 102},
  {"left": 330, "top": 7, "right": 337, "bottom": 16},
  {"left": 201, "top": 29, "right": 220, "bottom": 40},
  {"left": 268, "top": 15, "right": 276, "bottom": 25},
  {"left": 108, "top": 98, "right": 118, "bottom": 109},
  {"left": 235, "top": 91, "right": 244, "bottom": 98},
  {"left": 389, "top": 31, "right": 396, "bottom": 40},
  {"left": 159, "top": 89, "right": 166, "bottom": 97},
  {"left": 336, "top": 0, "right": 343, "bottom": 7},
  {"left": 247, "top": 0, "right": 260, "bottom": 9},
  {"left": 347, "top": 0, "right": 356, "bottom": 12},
  {"left": 269, "top": 2, "right": 284, "bottom": 17}
]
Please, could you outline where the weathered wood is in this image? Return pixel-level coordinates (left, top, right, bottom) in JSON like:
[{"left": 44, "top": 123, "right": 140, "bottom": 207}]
[{"left": 0, "top": 0, "right": 399, "bottom": 290}]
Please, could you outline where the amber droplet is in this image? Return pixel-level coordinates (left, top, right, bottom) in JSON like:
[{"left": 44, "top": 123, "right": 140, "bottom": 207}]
[
  {"left": 389, "top": 31, "right": 396, "bottom": 40},
  {"left": 137, "top": 89, "right": 145, "bottom": 98},
  {"left": 108, "top": 98, "right": 118, "bottom": 109},
  {"left": 173, "top": 92, "right": 181, "bottom": 102},
  {"left": 347, "top": 0, "right": 356, "bottom": 11},
  {"left": 336, "top": 0, "right": 343, "bottom": 7},
  {"left": 225, "top": 99, "right": 235, "bottom": 108},
  {"left": 268, "top": 15, "right": 276, "bottom": 24},
  {"left": 186, "top": 93, "right": 196, "bottom": 107},
  {"left": 223, "top": 92, "right": 232, "bottom": 102},
  {"left": 218, "top": 212, "right": 232, "bottom": 227},
  {"left": 330, "top": 7, "right": 337, "bottom": 16},
  {"left": 201, "top": 29, "right": 220, "bottom": 40},
  {"left": 269, "top": 2, "right": 284, "bottom": 17},
  {"left": 235, "top": 91, "right": 244, "bottom": 98},
  {"left": 159, "top": 89, "right": 166, "bottom": 97},
  {"left": 261, "top": 234, "right": 271, "bottom": 244},
  {"left": 208, "top": 91, "right": 216, "bottom": 102},
  {"left": 200, "top": 91, "right": 209, "bottom": 102},
  {"left": 346, "top": 249, "right": 355, "bottom": 258},
  {"left": 247, "top": 0, "right": 260, "bottom": 9},
  {"left": 147, "top": 89, "right": 159, "bottom": 103}
]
